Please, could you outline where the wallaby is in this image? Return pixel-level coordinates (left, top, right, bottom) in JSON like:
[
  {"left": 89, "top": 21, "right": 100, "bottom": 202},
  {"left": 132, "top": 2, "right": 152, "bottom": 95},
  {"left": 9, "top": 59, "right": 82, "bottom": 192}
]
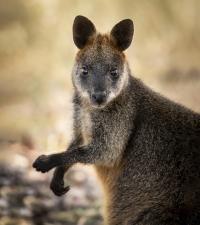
[{"left": 33, "top": 16, "right": 200, "bottom": 225}]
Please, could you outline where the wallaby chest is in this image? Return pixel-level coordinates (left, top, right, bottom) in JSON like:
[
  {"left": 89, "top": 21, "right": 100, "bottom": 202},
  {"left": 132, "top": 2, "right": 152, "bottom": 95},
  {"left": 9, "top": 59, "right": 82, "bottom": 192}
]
[{"left": 80, "top": 107, "right": 93, "bottom": 145}]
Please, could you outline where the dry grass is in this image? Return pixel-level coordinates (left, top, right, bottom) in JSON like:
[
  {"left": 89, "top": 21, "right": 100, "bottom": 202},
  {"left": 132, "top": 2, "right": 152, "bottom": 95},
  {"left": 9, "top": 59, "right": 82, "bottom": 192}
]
[{"left": 0, "top": 0, "right": 199, "bottom": 156}]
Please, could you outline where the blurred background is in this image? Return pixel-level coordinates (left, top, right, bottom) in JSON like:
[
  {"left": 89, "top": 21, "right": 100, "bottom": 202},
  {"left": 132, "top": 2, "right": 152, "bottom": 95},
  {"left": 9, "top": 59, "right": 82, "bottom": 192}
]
[{"left": 0, "top": 0, "right": 199, "bottom": 224}]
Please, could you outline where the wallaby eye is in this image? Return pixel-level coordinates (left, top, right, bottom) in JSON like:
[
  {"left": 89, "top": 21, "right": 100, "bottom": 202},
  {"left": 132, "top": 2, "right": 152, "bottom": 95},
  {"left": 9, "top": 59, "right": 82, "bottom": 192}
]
[
  {"left": 81, "top": 66, "right": 88, "bottom": 76},
  {"left": 110, "top": 68, "right": 119, "bottom": 79}
]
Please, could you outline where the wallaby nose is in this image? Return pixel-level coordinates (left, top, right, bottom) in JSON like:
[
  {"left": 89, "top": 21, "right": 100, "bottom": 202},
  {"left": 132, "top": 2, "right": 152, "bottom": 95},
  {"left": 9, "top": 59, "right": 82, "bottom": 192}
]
[{"left": 91, "top": 91, "right": 106, "bottom": 105}]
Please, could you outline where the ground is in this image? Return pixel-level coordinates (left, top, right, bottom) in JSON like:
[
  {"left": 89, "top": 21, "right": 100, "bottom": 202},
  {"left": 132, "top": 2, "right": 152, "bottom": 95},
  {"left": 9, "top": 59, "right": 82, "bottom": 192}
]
[{"left": 0, "top": 163, "right": 103, "bottom": 225}]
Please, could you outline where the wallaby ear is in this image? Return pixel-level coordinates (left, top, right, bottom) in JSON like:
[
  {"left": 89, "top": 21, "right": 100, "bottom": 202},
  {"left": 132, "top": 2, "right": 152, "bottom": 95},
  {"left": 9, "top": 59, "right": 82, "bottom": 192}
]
[
  {"left": 110, "top": 19, "right": 134, "bottom": 51},
  {"left": 73, "top": 15, "right": 96, "bottom": 49}
]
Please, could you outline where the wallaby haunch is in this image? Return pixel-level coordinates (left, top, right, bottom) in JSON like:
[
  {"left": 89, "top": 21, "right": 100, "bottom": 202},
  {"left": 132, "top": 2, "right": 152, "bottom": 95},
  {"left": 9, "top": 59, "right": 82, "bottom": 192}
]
[{"left": 33, "top": 16, "right": 200, "bottom": 225}]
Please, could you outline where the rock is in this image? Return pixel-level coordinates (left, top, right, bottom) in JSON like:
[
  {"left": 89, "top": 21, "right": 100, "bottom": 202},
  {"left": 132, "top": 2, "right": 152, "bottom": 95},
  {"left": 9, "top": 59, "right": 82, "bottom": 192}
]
[
  {"left": 10, "top": 207, "right": 32, "bottom": 218},
  {"left": 0, "top": 198, "right": 8, "bottom": 209},
  {"left": 64, "top": 187, "right": 90, "bottom": 207},
  {"left": 70, "top": 170, "right": 87, "bottom": 186},
  {"left": 0, "top": 164, "right": 103, "bottom": 225},
  {"left": 0, "top": 217, "right": 33, "bottom": 225}
]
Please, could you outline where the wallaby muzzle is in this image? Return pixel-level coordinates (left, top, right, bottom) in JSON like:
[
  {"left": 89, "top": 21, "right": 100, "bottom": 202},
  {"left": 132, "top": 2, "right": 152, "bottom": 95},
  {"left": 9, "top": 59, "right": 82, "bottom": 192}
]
[{"left": 91, "top": 91, "right": 107, "bottom": 106}]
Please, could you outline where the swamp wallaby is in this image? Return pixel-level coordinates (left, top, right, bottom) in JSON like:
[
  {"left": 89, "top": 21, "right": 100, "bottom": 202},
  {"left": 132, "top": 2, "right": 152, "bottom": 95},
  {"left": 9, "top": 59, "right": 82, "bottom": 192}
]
[{"left": 33, "top": 16, "right": 200, "bottom": 225}]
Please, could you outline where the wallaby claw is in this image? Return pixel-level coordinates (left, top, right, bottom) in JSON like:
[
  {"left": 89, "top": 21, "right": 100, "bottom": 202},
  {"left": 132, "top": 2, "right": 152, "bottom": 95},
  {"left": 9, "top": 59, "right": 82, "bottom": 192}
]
[{"left": 50, "top": 179, "right": 70, "bottom": 196}]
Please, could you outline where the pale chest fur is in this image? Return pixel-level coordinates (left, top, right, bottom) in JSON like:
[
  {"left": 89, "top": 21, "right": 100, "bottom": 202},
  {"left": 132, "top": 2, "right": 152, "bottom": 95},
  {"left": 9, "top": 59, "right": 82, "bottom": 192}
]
[{"left": 80, "top": 107, "right": 93, "bottom": 145}]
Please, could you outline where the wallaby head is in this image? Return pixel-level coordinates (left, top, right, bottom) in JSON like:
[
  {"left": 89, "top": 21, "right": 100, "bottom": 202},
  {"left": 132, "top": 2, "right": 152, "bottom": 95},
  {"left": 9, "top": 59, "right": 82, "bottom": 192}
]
[{"left": 72, "top": 15, "right": 134, "bottom": 108}]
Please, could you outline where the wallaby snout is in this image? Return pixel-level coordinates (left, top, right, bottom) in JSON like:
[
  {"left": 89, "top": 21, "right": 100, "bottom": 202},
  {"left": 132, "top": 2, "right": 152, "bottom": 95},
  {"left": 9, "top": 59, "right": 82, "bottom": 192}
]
[{"left": 91, "top": 91, "right": 107, "bottom": 106}]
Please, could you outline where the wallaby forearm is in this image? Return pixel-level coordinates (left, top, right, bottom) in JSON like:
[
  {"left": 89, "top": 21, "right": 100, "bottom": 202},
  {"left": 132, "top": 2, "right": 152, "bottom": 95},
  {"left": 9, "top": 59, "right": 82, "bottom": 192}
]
[
  {"left": 51, "top": 134, "right": 83, "bottom": 176},
  {"left": 57, "top": 145, "right": 100, "bottom": 165},
  {"left": 32, "top": 139, "right": 113, "bottom": 173},
  {"left": 52, "top": 133, "right": 83, "bottom": 173}
]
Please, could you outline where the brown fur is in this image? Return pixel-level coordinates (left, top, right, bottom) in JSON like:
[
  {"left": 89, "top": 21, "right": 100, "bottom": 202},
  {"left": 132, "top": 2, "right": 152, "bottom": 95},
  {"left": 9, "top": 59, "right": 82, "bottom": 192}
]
[
  {"left": 76, "top": 34, "right": 125, "bottom": 62},
  {"left": 95, "top": 162, "right": 124, "bottom": 225}
]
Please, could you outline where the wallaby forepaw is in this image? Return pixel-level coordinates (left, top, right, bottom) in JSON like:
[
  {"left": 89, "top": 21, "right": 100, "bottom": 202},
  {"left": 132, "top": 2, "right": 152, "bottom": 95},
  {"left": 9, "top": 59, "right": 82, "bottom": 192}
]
[
  {"left": 32, "top": 155, "right": 52, "bottom": 173},
  {"left": 50, "top": 179, "right": 70, "bottom": 196}
]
